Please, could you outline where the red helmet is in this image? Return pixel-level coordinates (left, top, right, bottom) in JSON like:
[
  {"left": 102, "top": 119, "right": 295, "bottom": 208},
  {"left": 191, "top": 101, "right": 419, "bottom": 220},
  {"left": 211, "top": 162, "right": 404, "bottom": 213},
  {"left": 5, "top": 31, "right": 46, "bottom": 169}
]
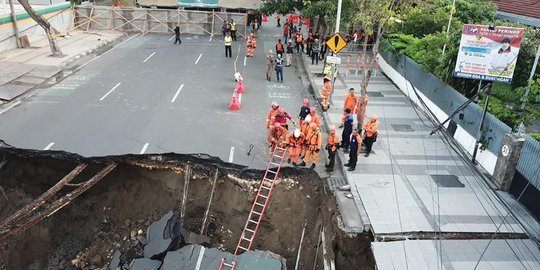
[
  {"left": 303, "top": 98, "right": 309, "bottom": 105},
  {"left": 310, "top": 107, "right": 316, "bottom": 114},
  {"left": 274, "top": 122, "right": 282, "bottom": 129}
]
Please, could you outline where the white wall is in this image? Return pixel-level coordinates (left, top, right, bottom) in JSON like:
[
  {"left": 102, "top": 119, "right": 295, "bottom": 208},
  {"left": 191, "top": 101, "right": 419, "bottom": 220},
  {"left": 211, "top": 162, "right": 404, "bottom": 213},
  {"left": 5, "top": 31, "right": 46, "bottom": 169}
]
[
  {"left": 378, "top": 54, "right": 497, "bottom": 175},
  {"left": 0, "top": 3, "right": 73, "bottom": 52}
]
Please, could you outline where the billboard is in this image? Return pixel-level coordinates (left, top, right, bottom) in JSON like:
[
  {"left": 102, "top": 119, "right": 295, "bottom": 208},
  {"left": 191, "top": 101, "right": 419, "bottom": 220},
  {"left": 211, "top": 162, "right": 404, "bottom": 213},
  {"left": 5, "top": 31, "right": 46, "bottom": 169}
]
[{"left": 453, "top": 24, "right": 525, "bottom": 83}]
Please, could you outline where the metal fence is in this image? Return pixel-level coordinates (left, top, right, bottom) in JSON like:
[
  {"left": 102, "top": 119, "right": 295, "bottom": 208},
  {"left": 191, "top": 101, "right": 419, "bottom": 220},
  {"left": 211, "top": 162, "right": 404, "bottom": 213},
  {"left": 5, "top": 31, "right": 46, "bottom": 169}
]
[
  {"left": 516, "top": 137, "right": 540, "bottom": 190},
  {"left": 72, "top": 6, "right": 247, "bottom": 37},
  {"left": 380, "top": 50, "right": 511, "bottom": 155}
]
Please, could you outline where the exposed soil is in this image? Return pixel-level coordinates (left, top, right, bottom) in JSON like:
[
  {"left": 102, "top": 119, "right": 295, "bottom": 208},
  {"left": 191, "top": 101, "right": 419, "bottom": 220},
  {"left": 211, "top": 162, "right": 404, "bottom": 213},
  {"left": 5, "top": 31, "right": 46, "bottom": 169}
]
[{"left": 0, "top": 147, "right": 374, "bottom": 270}]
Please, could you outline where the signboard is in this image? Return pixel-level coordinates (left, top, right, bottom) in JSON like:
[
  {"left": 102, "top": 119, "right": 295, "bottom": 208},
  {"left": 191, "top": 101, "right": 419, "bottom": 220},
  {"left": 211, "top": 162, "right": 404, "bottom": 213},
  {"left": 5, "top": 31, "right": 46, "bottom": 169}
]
[
  {"left": 289, "top": 14, "right": 299, "bottom": 23},
  {"left": 326, "top": 33, "right": 347, "bottom": 54},
  {"left": 326, "top": 56, "right": 341, "bottom": 64},
  {"left": 454, "top": 24, "right": 525, "bottom": 83}
]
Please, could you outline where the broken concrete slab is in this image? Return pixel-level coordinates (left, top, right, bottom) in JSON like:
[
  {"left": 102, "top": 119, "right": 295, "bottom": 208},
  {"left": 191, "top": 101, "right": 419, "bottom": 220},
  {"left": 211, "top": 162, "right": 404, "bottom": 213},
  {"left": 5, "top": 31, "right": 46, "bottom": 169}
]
[
  {"left": 129, "top": 258, "right": 161, "bottom": 270},
  {"left": 0, "top": 84, "right": 34, "bottom": 101},
  {"left": 108, "top": 250, "right": 121, "bottom": 270},
  {"left": 144, "top": 211, "right": 175, "bottom": 259},
  {"left": 161, "top": 245, "right": 284, "bottom": 270},
  {"left": 11, "top": 76, "right": 47, "bottom": 85},
  {"left": 26, "top": 66, "right": 62, "bottom": 79}
]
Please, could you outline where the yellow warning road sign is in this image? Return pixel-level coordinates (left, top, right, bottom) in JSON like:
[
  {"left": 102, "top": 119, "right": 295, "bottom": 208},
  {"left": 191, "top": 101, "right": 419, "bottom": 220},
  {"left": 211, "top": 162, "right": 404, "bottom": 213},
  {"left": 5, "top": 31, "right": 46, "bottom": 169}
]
[{"left": 326, "top": 33, "right": 347, "bottom": 54}]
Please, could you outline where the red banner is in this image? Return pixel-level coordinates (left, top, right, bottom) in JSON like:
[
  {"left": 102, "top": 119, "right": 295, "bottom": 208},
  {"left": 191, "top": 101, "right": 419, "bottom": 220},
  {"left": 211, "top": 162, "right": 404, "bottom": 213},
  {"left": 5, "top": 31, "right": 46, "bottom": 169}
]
[
  {"left": 289, "top": 14, "right": 299, "bottom": 23},
  {"left": 261, "top": 13, "right": 268, "bottom": 22}
]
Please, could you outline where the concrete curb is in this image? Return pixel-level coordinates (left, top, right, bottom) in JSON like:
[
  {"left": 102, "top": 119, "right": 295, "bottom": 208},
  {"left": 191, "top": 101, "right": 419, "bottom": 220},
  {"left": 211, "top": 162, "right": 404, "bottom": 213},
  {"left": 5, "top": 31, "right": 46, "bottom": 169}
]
[{"left": 299, "top": 52, "right": 372, "bottom": 232}]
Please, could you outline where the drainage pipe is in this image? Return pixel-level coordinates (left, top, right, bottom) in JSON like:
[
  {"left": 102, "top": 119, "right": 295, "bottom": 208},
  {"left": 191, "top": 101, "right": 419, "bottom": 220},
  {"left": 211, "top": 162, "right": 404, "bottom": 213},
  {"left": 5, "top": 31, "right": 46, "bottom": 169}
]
[{"left": 200, "top": 168, "right": 219, "bottom": 234}]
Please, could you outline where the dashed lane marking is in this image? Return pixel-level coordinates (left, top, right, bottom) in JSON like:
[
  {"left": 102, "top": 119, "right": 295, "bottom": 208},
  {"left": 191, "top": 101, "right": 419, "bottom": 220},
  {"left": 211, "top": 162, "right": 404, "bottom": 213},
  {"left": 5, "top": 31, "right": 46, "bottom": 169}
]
[
  {"left": 143, "top": 52, "right": 156, "bottom": 63},
  {"left": 171, "top": 84, "right": 185, "bottom": 103},
  {"left": 244, "top": 56, "right": 247, "bottom": 66},
  {"left": 195, "top": 53, "right": 203, "bottom": 64},
  {"left": 44, "top": 142, "right": 55, "bottom": 150},
  {"left": 228, "top": 146, "right": 235, "bottom": 163},
  {"left": 140, "top": 143, "right": 149, "bottom": 154},
  {"left": 99, "top": 82, "right": 122, "bottom": 101}
]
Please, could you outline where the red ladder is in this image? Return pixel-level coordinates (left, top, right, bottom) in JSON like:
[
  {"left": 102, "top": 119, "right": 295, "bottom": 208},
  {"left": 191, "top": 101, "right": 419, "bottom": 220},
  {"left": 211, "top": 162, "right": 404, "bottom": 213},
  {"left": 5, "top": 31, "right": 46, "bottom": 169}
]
[{"left": 219, "top": 146, "right": 288, "bottom": 268}]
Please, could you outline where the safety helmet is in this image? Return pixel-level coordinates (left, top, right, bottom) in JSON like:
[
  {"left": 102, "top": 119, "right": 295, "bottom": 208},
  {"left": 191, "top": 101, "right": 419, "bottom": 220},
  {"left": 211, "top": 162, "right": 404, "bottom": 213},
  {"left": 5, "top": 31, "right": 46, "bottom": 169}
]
[
  {"left": 303, "top": 98, "right": 309, "bottom": 105},
  {"left": 271, "top": 101, "right": 279, "bottom": 108},
  {"left": 329, "top": 125, "right": 336, "bottom": 132},
  {"left": 250, "top": 33, "right": 254, "bottom": 37},
  {"left": 278, "top": 108, "right": 284, "bottom": 114},
  {"left": 294, "top": 129, "right": 301, "bottom": 138},
  {"left": 269, "top": 49, "right": 273, "bottom": 54},
  {"left": 323, "top": 76, "right": 331, "bottom": 82},
  {"left": 310, "top": 107, "right": 316, "bottom": 114},
  {"left": 305, "top": 114, "right": 312, "bottom": 123},
  {"left": 371, "top": 114, "right": 379, "bottom": 121},
  {"left": 274, "top": 122, "right": 281, "bottom": 129}
]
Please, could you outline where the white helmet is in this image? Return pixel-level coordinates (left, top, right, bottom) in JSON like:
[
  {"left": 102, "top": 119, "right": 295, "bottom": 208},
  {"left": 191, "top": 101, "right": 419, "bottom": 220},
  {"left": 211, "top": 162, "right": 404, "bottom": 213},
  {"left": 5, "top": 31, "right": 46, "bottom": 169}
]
[
  {"left": 304, "top": 114, "right": 312, "bottom": 123},
  {"left": 294, "top": 129, "right": 301, "bottom": 138}
]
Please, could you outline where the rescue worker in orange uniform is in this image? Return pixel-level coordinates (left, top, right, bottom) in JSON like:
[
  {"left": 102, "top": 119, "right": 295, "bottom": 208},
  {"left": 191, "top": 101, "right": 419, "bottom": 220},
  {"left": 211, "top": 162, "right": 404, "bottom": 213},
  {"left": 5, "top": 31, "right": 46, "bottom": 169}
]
[
  {"left": 325, "top": 125, "right": 341, "bottom": 172},
  {"left": 321, "top": 76, "right": 332, "bottom": 111},
  {"left": 300, "top": 114, "right": 312, "bottom": 139},
  {"left": 247, "top": 33, "right": 257, "bottom": 57},
  {"left": 340, "top": 88, "right": 357, "bottom": 127},
  {"left": 298, "top": 123, "right": 322, "bottom": 169},
  {"left": 309, "top": 107, "right": 321, "bottom": 127},
  {"left": 268, "top": 122, "right": 288, "bottom": 157},
  {"left": 265, "top": 101, "right": 280, "bottom": 129},
  {"left": 363, "top": 114, "right": 379, "bottom": 157},
  {"left": 272, "top": 107, "right": 296, "bottom": 129},
  {"left": 286, "top": 128, "right": 305, "bottom": 165}
]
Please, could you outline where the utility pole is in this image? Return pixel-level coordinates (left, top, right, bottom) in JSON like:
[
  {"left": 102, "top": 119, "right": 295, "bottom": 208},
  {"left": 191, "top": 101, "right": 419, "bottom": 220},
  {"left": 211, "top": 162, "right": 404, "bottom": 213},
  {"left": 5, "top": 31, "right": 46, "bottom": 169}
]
[
  {"left": 335, "top": 0, "right": 342, "bottom": 33},
  {"left": 441, "top": 0, "right": 456, "bottom": 55},
  {"left": 520, "top": 43, "right": 540, "bottom": 111},
  {"left": 8, "top": 0, "right": 22, "bottom": 48},
  {"left": 472, "top": 83, "right": 493, "bottom": 163}
]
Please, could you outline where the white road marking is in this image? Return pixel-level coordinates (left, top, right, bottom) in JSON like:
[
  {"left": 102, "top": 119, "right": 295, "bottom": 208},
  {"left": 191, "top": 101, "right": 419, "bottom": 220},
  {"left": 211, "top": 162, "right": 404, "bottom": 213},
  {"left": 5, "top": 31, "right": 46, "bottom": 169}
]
[
  {"left": 228, "top": 146, "right": 235, "bottom": 163},
  {"left": 195, "top": 53, "right": 203, "bottom": 64},
  {"left": 0, "top": 101, "right": 21, "bottom": 115},
  {"left": 99, "top": 82, "right": 122, "bottom": 101},
  {"left": 171, "top": 84, "right": 185, "bottom": 103},
  {"left": 243, "top": 56, "right": 247, "bottom": 66},
  {"left": 75, "top": 34, "right": 140, "bottom": 72},
  {"left": 169, "top": 35, "right": 175, "bottom": 41},
  {"left": 140, "top": 143, "right": 149, "bottom": 154},
  {"left": 43, "top": 142, "right": 55, "bottom": 150},
  {"left": 238, "top": 93, "right": 242, "bottom": 104},
  {"left": 143, "top": 52, "right": 156, "bottom": 63},
  {"left": 209, "top": 36, "right": 213, "bottom": 42},
  {"left": 194, "top": 247, "right": 206, "bottom": 270}
]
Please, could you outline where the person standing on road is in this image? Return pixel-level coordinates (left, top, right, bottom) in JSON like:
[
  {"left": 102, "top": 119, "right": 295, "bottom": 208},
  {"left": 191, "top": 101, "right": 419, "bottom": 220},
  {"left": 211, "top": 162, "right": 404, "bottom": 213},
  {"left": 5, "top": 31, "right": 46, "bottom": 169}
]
[
  {"left": 286, "top": 39, "right": 294, "bottom": 67},
  {"left": 325, "top": 125, "right": 341, "bottom": 172},
  {"left": 283, "top": 23, "right": 289, "bottom": 41},
  {"left": 341, "top": 108, "right": 353, "bottom": 152},
  {"left": 247, "top": 33, "right": 256, "bottom": 57},
  {"left": 287, "top": 128, "right": 305, "bottom": 165},
  {"left": 266, "top": 50, "right": 274, "bottom": 81},
  {"left": 309, "top": 107, "right": 321, "bottom": 127},
  {"left": 268, "top": 122, "right": 288, "bottom": 157},
  {"left": 363, "top": 114, "right": 379, "bottom": 157},
  {"left": 266, "top": 101, "right": 280, "bottom": 129},
  {"left": 306, "top": 32, "right": 314, "bottom": 57},
  {"left": 295, "top": 30, "right": 304, "bottom": 53},
  {"left": 173, "top": 25, "right": 182, "bottom": 45},
  {"left": 321, "top": 76, "right": 332, "bottom": 111},
  {"left": 298, "top": 98, "right": 310, "bottom": 126},
  {"left": 272, "top": 107, "right": 295, "bottom": 129},
  {"left": 224, "top": 33, "right": 233, "bottom": 58},
  {"left": 275, "top": 39, "right": 284, "bottom": 58},
  {"left": 298, "top": 123, "right": 322, "bottom": 169},
  {"left": 311, "top": 39, "right": 320, "bottom": 65},
  {"left": 275, "top": 54, "right": 284, "bottom": 83},
  {"left": 230, "top": 19, "right": 237, "bottom": 41},
  {"left": 221, "top": 20, "right": 229, "bottom": 38},
  {"left": 340, "top": 88, "right": 357, "bottom": 127},
  {"left": 320, "top": 36, "right": 329, "bottom": 60},
  {"left": 276, "top": 14, "right": 281, "bottom": 27},
  {"left": 344, "top": 129, "right": 362, "bottom": 171}
]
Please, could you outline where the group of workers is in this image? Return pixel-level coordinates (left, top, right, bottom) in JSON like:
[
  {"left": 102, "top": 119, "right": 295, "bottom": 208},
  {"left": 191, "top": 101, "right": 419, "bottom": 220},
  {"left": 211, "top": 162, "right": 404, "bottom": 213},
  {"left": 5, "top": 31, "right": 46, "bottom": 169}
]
[{"left": 265, "top": 97, "right": 379, "bottom": 172}]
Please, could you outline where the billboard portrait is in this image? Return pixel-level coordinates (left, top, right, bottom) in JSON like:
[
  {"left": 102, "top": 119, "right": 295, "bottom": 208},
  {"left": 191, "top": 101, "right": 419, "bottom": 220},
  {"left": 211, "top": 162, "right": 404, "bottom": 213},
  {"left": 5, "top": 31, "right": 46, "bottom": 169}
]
[{"left": 453, "top": 24, "right": 525, "bottom": 83}]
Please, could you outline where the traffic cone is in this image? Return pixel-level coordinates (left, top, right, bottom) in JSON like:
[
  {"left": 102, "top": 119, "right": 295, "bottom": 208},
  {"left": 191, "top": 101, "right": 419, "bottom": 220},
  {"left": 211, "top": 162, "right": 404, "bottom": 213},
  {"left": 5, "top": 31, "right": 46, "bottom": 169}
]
[
  {"left": 229, "top": 90, "right": 241, "bottom": 111},
  {"left": 235, "top": 79, "right": 245, "bottom": 94}
]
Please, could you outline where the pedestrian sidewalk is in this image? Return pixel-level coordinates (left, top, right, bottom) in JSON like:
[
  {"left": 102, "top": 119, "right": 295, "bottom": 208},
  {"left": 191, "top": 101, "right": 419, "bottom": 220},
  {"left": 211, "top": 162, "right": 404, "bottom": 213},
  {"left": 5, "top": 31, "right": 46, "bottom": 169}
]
[
  {"left": 301, "top": 50, "right": 540, "bottom": 269},
  {"left": 0, "top": 30, "right": 124, "bottom": 102}
]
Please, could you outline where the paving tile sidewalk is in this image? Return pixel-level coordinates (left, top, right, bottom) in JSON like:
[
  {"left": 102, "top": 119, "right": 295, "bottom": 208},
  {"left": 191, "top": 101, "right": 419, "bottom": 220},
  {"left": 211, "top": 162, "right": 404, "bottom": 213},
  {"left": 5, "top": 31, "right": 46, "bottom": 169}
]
[
  {"left": 0, "top": 30, "right": 124, "bottom": 102},
  {"left": 301, "top": 50, "right": 540, "bottom": 269}
]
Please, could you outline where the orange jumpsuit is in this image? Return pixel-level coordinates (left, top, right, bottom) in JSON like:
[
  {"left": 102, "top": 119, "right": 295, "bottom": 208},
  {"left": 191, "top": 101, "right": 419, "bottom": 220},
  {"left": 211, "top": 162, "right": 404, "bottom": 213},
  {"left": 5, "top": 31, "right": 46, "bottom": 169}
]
[
  {"left": 309, "top": 112, "right": 321, "bottom": 127},
  {"left": 266, "top": 107, "right": 280, "bottom": 129},
  {"left": 321, "top": 80, "right": 332, "bottom": 110},
  {"left": 303, "top": 125, "right": 322, "bottom": 166},
  {"left": 268, "top": 126, "right": 288, "bottom": 154},
  {"left": 342, "top": 93, "right": 357, "bottom": 125},
  {"left": 247, "top": 36, "right": 257, "bottom": 57},
  {"left": 286, "top": 132, "right": 305, "bottom": 164}
]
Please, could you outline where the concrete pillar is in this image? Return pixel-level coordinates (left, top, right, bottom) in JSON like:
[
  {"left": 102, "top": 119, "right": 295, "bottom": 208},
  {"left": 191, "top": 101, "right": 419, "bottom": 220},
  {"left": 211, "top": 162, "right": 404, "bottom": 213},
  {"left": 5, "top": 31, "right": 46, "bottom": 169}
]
[{"left": 492, "top": 133, "right": 525, "bottom": 191}]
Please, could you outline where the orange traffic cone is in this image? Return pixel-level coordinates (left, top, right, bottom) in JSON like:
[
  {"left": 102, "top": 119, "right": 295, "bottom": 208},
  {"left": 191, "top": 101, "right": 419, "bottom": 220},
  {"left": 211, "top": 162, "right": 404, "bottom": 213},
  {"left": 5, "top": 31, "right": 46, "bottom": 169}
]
[
  {"left": 229, "top": 90, "right": 241, "bottom": 111},
  {"left": 235, "top": 79, "right": 245, "bottom": 94}
]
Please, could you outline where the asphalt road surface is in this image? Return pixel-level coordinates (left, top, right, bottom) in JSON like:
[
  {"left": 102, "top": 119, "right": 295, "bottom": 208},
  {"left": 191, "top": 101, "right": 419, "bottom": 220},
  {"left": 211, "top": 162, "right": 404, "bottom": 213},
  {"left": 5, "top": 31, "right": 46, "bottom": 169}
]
[{"left": 0, "top": 26, "right": 309, "bottom": 169}]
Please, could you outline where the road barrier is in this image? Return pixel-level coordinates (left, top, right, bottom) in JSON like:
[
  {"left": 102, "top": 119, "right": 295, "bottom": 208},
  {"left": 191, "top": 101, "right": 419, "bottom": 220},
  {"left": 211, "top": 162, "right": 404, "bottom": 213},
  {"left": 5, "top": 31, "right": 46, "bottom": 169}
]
[
  {"left": 235, "top": 79, "right": 245, "bottom": 94},
  {"left": 229, "top": 89, "right": 240, "bottom": 111}
]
